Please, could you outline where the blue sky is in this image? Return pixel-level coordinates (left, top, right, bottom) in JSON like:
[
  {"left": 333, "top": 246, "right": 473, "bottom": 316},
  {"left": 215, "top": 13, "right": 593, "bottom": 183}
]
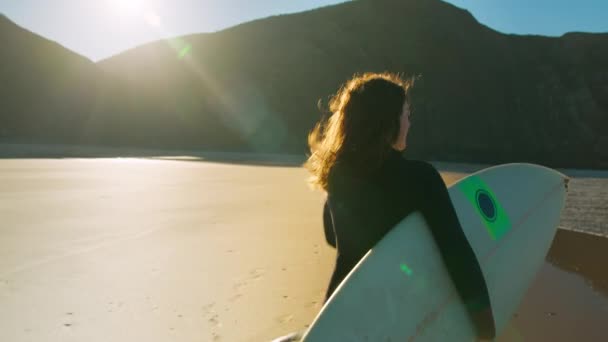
[{"left": 2, "top": 0, "right": 607, "bottom": 61}]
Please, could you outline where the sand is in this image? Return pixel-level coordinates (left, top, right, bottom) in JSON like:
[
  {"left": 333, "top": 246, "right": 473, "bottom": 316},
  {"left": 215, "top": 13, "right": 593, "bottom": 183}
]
[{"left": 0, "top": 157, "right": 607, "bottom": 341}]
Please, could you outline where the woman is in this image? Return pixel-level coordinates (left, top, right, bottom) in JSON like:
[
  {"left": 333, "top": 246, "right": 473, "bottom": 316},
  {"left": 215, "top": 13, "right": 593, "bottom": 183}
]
[{"left": 304, "top": 72, "right": 496, "bottom": 339}]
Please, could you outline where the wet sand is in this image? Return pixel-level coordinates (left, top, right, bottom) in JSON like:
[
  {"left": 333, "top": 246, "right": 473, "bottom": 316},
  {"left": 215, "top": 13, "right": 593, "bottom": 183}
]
[
  {"left": 498, "top": 229, "right": 608, "bottom": 342},
  {"left": 0, "top": 157, "right": 607, "bottom": 341}
]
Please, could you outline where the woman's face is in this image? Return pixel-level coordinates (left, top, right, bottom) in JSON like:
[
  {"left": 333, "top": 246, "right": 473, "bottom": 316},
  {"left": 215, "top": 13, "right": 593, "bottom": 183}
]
[{"left": 392, "top": 101, "right": 411, "bottom": 151}]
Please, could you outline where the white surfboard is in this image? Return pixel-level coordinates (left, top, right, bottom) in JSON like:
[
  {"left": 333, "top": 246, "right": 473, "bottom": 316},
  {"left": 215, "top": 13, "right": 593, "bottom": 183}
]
[{"left": 301, "top": 163, "right": 568, "bottom": 341}]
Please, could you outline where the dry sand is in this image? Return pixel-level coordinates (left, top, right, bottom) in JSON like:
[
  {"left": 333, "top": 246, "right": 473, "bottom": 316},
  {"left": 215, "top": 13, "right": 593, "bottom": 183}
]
[{"left": 0, "top": 157, "right": 606, "bottom": 341}]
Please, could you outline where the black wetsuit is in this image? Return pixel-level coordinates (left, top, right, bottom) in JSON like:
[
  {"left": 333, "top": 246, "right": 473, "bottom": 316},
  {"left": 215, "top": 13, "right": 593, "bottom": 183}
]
[{"left": 322, "top": 148, "right": 496, "bottom": 338}]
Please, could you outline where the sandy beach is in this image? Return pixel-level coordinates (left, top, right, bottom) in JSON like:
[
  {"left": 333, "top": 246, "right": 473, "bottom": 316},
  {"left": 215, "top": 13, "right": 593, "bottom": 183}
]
[{"left": 0, "top": 156, "right": 607, "bottom": 341}]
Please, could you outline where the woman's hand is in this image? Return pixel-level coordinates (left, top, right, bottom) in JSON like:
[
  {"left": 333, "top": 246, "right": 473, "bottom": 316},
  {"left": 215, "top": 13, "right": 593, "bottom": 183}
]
[{"left": 472, "top": 307, "right": 496, "bottom": 340}]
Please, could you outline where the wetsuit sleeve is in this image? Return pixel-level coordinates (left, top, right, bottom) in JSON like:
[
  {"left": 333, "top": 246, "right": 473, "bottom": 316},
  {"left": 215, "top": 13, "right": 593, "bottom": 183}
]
[
  {"left": 416, "top": 162, "right": 496, "bottom": 340},
  {"left": 323, "top": 200, "right": 336, "bottom": 248}
]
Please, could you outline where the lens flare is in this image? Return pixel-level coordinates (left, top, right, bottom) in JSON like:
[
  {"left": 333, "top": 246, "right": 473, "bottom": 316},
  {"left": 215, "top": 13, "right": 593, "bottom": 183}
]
[
  {"left": 178, "top": 44, "right": 192, "bottom": 59},
  {"left": 400, "top": 263, "right": 413, "bottom": 276}
]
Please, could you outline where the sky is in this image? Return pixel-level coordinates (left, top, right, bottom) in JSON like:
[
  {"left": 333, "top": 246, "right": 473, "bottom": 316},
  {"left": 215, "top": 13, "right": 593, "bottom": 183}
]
[{"left": 1, "top": 0, "right": 607, "bottom": 62}]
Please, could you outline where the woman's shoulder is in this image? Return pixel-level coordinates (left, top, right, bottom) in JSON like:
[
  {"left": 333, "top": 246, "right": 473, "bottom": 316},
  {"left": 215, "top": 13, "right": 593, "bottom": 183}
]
[
  {"left": 394, "top": 157, "right": 439, "bottom": 176},
  {"left": 390, "top": 159, "right": 448, "bottom": 199},
  {"left": 389, "top": 157, "right": 444, "bottom": 187}
]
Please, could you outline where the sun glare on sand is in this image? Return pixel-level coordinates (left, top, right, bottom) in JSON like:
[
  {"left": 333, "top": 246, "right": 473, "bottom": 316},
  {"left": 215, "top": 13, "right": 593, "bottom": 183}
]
[{"left": 107, "top": 0, "right": 161, "bottom": 27}]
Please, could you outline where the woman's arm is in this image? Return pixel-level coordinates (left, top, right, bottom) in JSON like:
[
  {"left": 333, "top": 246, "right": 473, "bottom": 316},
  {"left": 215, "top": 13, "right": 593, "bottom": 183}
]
[
  {"left": 323, "top": 200, "right": 337, "bottom": 248},
  {"left": 416, "top": 162, "right": 496, "bottom": 340}
]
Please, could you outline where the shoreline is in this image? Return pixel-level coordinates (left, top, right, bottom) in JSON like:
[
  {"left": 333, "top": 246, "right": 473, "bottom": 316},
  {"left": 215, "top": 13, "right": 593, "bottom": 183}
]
[{"left": 2, "top": 143, "right": 608, "bottom": 178}]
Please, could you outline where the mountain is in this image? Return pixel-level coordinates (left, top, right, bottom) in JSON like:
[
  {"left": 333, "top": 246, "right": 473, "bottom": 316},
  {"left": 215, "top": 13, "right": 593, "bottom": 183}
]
[
  {"left": 0, "top": 14, "right": 98, "bottom": 143},
  {"left": 2, "top": 0, "right": 608, "bottom": 168}
]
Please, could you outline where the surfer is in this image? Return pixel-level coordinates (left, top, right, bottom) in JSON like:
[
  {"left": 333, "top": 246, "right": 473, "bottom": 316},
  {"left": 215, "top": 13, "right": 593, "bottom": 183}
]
[{"left": 304, "top": 72, "right": 496, "bottom": 340}]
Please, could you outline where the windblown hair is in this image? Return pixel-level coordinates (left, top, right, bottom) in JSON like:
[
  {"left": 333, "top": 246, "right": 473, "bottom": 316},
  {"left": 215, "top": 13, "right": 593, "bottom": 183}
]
[{"left": 304, "top": 72, "right": 413, "bottom": 191}]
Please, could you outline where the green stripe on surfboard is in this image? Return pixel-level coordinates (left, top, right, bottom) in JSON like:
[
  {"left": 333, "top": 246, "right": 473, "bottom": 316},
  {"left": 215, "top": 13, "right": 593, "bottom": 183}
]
[{"left": 459, "top": 175, "right": 511, "bottom": 241}]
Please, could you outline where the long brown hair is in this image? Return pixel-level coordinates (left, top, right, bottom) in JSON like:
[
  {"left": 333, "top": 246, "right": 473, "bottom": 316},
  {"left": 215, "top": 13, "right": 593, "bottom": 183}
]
[{"left": 304, "top": 72, "right": 413, "bottom": 191}]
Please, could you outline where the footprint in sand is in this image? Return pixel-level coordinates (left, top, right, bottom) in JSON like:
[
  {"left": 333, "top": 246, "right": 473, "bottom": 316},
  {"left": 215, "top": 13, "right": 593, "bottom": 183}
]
[
  {"left": 229, "top": 269, "right": 265, "bottom": 302},
  {"left": 233, "top": 281, "right": 246, "bottom": 291},
  {"left": 276, "top": 314, "right": 294, "bottom": 324},
  {"left": 62, "top": 312, "right": 75, "bottom": 328},
  {"left": 209, "top": 313, "right": 222, "bottom": 327},
  {"left": 229, "top": 282, "right": 246, "bottom": 301},
  {"left": 201, "top": 303, "right": 222, "bottom": 340},
  {"left": 249, "top": 268, "right": 265, "bottom": 280},
  {"left": 305, "top": 300, "right": 320, "bottom": 309},
  {"left": 0, "top": 280, "right": 14, "bottom": 299},
  {"left": 229, "top": 293, "right": 243, "bottom": 301},
  {"left": 202, "top": 303, "right": 221, "bottom": 325}
]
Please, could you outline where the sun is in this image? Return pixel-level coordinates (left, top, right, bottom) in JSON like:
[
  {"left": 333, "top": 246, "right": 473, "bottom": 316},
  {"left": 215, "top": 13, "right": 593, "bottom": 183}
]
[
  {"left": 107, "top": 0, "right": 145, "bottom": 17},
  {"left": 107, "top": 0, "right": 161, "bottom": 27}
]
